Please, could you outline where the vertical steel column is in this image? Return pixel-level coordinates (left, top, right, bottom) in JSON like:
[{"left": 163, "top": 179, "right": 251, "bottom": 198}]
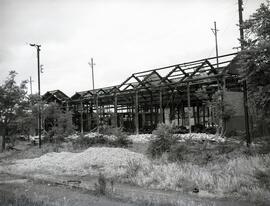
[
  {"left": 203, "top": 105, "right": 206, "bottom": 127},
  {"left": 135, "top": 90, "right": 139, "bottom": 134},
  {"left": 150, "top": 93, "right": 153, "bottom": 128},
  {"left": 159, "top": 89, "right": 164, "bottom": 123},
  {"left": 114, "top": 94, "right": 118, "bottom": 127},
  {"left": 197, "top": 104, "right": 200, "bottom": 124},
  {"left": 187, "top": 82, "right": 191, "bottom": 133},
  {"left": 80, "top": 101, "right": 84, "bottom": 133}
]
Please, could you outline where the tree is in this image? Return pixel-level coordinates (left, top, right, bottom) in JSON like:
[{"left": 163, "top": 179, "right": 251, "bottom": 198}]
[
  {"left": 238, "top": 1, "right": 270, "bottom": 135},
  {"left": 43, "top": 102, "right": 74, "bottom": 143},
  {"left": 0, "top": 71, "right": 28, "bottom": 151},
  {"left": 195, "top": 88, "right": 234, "bottom": 137}
]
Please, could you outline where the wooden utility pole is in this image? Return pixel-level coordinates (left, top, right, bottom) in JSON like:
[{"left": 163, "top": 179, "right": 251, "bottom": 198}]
[
  {"left": 30, "top": 43, "right": 42, "bottom": 148},
  {"left": 29, "top": 76, "right": 33, "bottom": 95},
  {"left": 238, "top": 0, "right": 251, "bottom": 146},
  {"left": 211, "top": 21, "right": 219, "bottom": 68},
  {"left": 88, "top": 58, "right": 99, "bottom": 132}
]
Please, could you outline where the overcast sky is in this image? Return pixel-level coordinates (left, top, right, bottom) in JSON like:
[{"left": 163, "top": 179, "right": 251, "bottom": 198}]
[{"left": 0, "top": 0, "right": 265, "bottom": 96}]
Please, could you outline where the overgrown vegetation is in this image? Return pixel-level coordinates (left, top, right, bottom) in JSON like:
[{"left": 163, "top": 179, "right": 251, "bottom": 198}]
[
  {"left": 0, "top": 192, "right": 48, "bottom": 206},
  {"left": 72, "top": 126, "right": 132, "bottom": 149},
  {"left": 239, "top": 1, "right": 270, "bottom": 138},
  {"left": 147, "top": 124, "right": 177, "bottom": 158},
  {"left": 100, "top": 126, "right": 132, "bottom": 147},
  {"left": 0, "top": 71, "right": 28, "bottom": 151},
  {"left": 94, "top": 173, "right": 107, "bottom": 195},
  {"left": 43, "top": 103, "right": 75, "bottom": 145}
]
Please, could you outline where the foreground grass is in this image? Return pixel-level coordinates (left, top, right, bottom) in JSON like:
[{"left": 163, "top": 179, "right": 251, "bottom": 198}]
[
  {"left": 2, "top": 136, "right": 270, "bottom": 205},
  {"left": 120, "top": 140, "right": 270, "bottom": 205},
  {"left": 0, "top": 192, "right": 48, "bottom": 206}
]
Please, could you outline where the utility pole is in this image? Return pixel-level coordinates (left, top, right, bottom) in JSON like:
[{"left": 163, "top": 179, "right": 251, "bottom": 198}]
[
  {"left": 88, "top": 58, "right": 99, "bottom": 132},
  {"left": 238, "top": 0, "right": 251, "bottom": 146},
  {"left": 211, "top": 21, "right": 219, "bottom": 68},
  {"left": 30, "top": 43, "right": 42, "bottom": 148},
  {"left": 29, "top": 76, "right": 34, "bottom": 95}
]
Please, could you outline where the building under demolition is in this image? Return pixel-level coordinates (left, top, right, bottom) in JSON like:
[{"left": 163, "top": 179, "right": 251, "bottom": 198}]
[{"left": 43, "top": 52, "right": 245, "bottom": 134}]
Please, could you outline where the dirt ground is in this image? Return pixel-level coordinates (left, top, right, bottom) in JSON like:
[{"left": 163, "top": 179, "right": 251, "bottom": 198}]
[
  {"left": 0, "top": 140, "right": 267, "bottom": 206},
  {"left": 0, "top": 173, "right": 136, "bottom": 206},
  {"left": 0, "top": 172, "right": 256, "bottom": 206}
]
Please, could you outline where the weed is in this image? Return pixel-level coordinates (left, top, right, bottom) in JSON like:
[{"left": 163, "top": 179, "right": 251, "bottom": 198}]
[
  {"left": 254, "top": 168, "right": 270, "bottom": 189},
  {"left": 100, "top": 126, "right": 132, "bottom": 148},
  {"left": 126, "top": 159, "right": 142, "bottom": 184},
  {"left": 0, "top": 192, "right": 48, "bottom": 206},
  {"left": 147, "top": 124, "right": 176, "bottom": 158},
  {"left": 94, "top": 173, "right": 107, "bottom": 195},
  {"left": 168, "top": 144, "right": 187, "bottom": 162}
]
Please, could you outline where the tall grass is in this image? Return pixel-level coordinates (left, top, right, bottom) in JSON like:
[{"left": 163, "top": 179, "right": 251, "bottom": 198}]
[
  {"left": 122, "top": 154, "right": 270, "bottom": 203},
  {"left": 0, "top": 192, "right": 48, "bottom": 206}
]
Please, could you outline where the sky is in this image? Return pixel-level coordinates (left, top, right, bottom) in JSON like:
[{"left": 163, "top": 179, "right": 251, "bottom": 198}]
[{"left": 0, "top": 0, "right": 265, "bottom": 96}]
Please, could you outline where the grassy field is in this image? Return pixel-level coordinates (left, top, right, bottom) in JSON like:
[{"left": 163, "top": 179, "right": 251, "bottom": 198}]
[{"left": 1, "top": 133, "right": 269, "bottom": 205}]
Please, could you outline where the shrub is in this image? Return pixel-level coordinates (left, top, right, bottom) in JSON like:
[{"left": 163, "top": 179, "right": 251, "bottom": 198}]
[
  {"left": 168, "top": 144, "right": 187, "bottom": 162},
  {"left": 126, "top": 159, "right": 142, "bottom": 183},
  {"left": 94, "top": 173, "right": 107, "bottom": 195},
  {"left": 254, "top": 169, "right": 270, "bottom": 190},
  {"left": 111, "top": 128, "right": 132, "bottom": 148},
  {"left": 171, "top": 125, "right": 188, "bottom": 134},
  {"left": 72, "top": 134, "right": 110, "bottom": 149},
  {"left": 204, "top": 126, "right": 216, "bottom": 134},
  {"left": 99, "top": 125, "right": 115, "bottom": 135},
  {"left": 72, "top": 129, "right": 131, "bottom": 149},
  {"left": 191, "top": 124, "right": 205, "bottom": 133},
  {"left": 147, "top": 124, "right": 176, "bottom": 158},
  {"left": 226, "top": 129, "right": 238, "bottom": 137},
  {"left": 0, "top": 192, "right": 48, "bottom": 206},
  {"left": 100, "top": 125, "right": 132, "bottom": 148}
]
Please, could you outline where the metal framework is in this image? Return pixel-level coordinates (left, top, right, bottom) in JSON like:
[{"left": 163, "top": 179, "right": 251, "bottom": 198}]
[{"left": 43, "top": 52, "right": 241, "bottom": 133}]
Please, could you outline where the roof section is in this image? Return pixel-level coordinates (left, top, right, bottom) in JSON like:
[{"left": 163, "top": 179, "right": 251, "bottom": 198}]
[
  {"left": 42, "top": 90, "right": 70, "bottom": 103},
  {"left": 70, "top": 52, "right": 238, "bottom": 101}
]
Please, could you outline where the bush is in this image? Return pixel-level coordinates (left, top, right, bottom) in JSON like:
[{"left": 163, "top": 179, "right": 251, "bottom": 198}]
[
  {"left": 203, "top": 126, "right": 216, "bottom": 134},
  {"left": 225, "top": 129, "right": 238, "bottom": 137},
  {"left": 112, "top": 129, "right": 132, "bottom": 148},
  {"left": 171, "top": 125, "right": 188, "bottom": 134},
  {"left": 254, "top": 169, "right": 270, "bottom": 190},
  {"left": 72, "top": 134, "right": 110, "bottom": 149},
  {"left": 191, "top": 124, "right": 205, "bottom": 133},
  {"left": 147, "top": 124, "right": 176, "bottom": 158},
  {"left": 168, "top": 144, "right": 187, "bottom": 162},
  {"left": 94, "top": 173, "right": 107, "bottom": 195},
  {"left": 0, "top": 192, "right": 48, "bottom": 206},
  {"left": 72, "top": 128, "right": 132, "bottom": 149},
  {"left": 100, "top": 125, "right": 132, "bottom": 148}
]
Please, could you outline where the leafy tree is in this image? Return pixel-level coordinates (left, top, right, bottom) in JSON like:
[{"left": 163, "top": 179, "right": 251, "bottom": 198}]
[
  {"left": 0, "top": 71, "right": 28, "bottom": 151},
  {"left": 238, "top": 1, "right": 270, "bottom": 135},
  {"left": 195, "top": 88, "right": 234, "bottom": 137},
  {"left": 43, "top": 102, "right": 74, "bottom": 143}
]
